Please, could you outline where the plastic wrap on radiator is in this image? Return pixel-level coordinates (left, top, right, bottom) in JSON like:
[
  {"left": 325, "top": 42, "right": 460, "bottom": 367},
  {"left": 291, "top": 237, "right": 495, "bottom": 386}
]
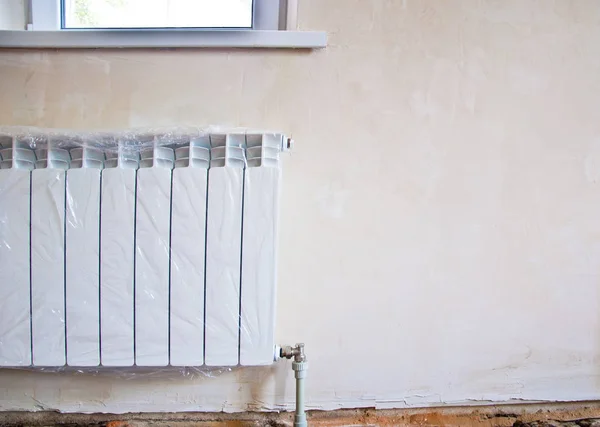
[{"left": 0, "top": 126, "right": 286, "bottom": 376}]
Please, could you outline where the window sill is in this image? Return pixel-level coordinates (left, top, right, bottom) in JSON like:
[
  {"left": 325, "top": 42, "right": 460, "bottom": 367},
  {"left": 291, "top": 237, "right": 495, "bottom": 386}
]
[{"left": 0, "top": 29, "right": 327, "bottom": 49}]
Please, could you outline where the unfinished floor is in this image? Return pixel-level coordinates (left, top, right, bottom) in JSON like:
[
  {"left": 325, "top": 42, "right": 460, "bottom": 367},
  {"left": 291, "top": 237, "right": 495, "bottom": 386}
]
[{"left": 4, "top": 403, "right": 600, "bottom": 427}]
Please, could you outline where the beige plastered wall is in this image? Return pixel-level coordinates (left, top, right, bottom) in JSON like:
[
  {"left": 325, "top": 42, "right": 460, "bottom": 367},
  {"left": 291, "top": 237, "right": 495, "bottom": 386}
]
[{"left": 1, "top": 0, "right": 600, "bottom": 414}]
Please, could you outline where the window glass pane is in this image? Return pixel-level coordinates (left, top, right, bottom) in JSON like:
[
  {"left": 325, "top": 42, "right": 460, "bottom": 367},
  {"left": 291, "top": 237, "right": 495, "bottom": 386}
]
[{"left": 62, "top": 0, "right": 253, "bottom": 29}]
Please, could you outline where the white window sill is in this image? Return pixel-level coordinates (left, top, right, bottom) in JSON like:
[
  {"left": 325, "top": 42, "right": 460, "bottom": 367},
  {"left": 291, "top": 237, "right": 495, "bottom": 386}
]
[{"left": 0, "top": 30, "right": 327, "bottom": 49}]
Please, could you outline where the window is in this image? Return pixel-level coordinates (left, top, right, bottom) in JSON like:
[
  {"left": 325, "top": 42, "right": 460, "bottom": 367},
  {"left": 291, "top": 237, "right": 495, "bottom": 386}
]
[
  {"left": 32, "top": 0, "right": 282, "bottom": 30},
  {"left": 63, "top": 0, "right": 254, "bottom": 29},
  {"left": 0, "top": 0, "right": 327, "bottom": 48}
]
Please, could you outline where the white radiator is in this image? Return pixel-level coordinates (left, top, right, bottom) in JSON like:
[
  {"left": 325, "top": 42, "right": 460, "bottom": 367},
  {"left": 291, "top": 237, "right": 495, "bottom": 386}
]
[{"left": 0, "top": 132, "right": 284, "bottom": 368}]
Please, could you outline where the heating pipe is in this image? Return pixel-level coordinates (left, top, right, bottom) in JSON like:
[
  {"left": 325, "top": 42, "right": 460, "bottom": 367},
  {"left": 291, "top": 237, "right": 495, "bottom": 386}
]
[{"left": 280, "top": 343, "right": 308, "bottom": 427}]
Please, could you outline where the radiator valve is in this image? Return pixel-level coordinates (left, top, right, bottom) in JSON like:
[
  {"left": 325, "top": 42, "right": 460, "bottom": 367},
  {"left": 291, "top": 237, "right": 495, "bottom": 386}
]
[{"left": 280, "top": 343, "right": 306, "bottom": 362}]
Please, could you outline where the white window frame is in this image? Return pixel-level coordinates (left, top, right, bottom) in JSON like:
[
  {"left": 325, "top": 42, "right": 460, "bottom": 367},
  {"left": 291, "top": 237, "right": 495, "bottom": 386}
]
[
  {"left": 32, "top": 0, "right": 283, "bottom": 31},
  {"left": 0, "top": 0, "right": 326, "bottom": 48}
]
